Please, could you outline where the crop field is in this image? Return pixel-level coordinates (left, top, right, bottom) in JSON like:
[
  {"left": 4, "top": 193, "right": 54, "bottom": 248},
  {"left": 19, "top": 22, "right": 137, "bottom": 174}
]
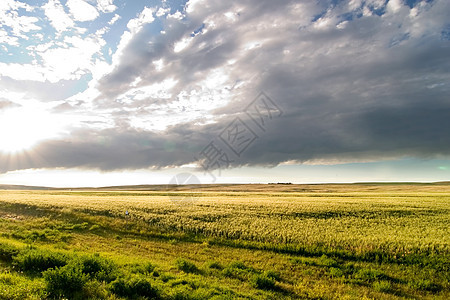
[{"left": 0, "top": 183, "right": 449, "bottom": 299}]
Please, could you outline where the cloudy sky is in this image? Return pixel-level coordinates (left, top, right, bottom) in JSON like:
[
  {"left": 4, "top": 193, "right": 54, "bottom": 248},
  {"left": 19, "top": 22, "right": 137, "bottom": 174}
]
[{"left": 0, "top": 0, "right": 449, "bottom": 187}]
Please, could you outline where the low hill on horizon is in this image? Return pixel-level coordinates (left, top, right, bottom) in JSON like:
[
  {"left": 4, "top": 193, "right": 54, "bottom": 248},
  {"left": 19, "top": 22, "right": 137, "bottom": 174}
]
[{"left": 1, "top": 181, "right": 449, "bottom": 193}]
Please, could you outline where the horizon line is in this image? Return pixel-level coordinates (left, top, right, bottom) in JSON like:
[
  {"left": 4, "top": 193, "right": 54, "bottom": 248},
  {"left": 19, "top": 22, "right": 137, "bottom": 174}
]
[{"left": 1, "top": 181, "right": 450, "bottom": 190}]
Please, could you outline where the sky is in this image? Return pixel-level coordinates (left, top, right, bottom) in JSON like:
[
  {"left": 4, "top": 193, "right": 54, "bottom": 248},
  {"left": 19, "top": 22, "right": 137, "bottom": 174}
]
[{"left": 0, "top": 0, "right": 449, "bottom": 187}]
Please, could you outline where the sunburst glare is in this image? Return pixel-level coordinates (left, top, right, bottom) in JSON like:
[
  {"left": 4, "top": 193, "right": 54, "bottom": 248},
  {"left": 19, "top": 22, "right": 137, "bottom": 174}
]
[{"left": 0, "top": 106, "right": 61, "bottom": 154}]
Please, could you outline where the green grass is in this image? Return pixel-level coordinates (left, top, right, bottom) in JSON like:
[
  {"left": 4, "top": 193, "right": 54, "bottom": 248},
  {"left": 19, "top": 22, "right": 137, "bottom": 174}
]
[{"left": 0, "top": 184, "right": 449, "bottom": 299}]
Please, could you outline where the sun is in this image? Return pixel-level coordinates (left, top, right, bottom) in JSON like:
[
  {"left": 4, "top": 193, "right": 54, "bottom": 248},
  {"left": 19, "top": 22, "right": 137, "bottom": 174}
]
[{"left": 0, "top": 107, "right": 60, "bottom": 154}]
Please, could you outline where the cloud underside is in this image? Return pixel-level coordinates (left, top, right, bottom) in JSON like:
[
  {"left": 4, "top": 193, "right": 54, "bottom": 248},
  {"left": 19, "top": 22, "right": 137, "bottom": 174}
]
[
  {"left": 1, "top": 0, "right": 450, "bottom": 173},
  {"left": 2, "top": 93, "right": 450, "bottom": 173}
]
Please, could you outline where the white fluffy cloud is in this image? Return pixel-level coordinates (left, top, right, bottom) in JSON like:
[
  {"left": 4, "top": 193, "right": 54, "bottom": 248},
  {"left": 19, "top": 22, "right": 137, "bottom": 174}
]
[
  {"left": 0, "top": 34, "right": 103, "bottom": 83},
  {"left": 97, "top": 0, "right": 116, "bottom": 13},
  {"left": 0, "top": 0, "right": 114, "bottom": 84},
  {"left": 108, "top": 14, "right": 120, "bottom": 25},
  {"left": 0, "top": 0, "right": 40, "bottom": 43},
  {"left": 0, "top": 62, "right": 46, "bottom": 81},
  {"left": 126, "top": 7, "right": 155, "bottom": 32},
  {"left": 0, "top": 30, "right": 19, "bottom": 46},
  {"left": 67, "top": 0, "right": 99, "bottom": 22},
  {"left": 43, "top": 0, "right": 74, "bottom": 33},
  {"left": 39, "top": 36, "right": 103, "bottom": 82}
]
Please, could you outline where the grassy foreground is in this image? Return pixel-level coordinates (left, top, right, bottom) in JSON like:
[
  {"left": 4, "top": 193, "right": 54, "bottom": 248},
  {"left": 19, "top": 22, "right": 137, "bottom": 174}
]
[{"left": 0, "top": 183, "right": 449, "bottom": 299}]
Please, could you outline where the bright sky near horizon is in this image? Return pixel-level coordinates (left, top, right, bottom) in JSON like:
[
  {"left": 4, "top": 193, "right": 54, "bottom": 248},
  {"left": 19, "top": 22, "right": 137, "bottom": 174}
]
[{"left": 0, "top": 0, "right": 449, "bottom": 187}]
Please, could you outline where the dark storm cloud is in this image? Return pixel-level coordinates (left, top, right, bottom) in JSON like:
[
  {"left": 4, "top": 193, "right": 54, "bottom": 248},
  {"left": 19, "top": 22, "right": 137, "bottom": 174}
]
[
  {"left": 1, "top": 0, "right": 450, "bottom": 173},
  {"left": 0, "top": 126, "right": 207, "bottom": 173}
]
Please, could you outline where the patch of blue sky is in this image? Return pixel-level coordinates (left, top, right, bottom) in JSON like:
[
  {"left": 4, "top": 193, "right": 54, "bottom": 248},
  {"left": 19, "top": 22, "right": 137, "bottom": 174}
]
[
  {"left": 0, "top": 48, "right": 33, "bottom": 64},
  {"left": 66, "top": 73, "right": 92, "bottom": 97},
  {"left": 389, "top": 33, "right": 410, "bottom": 48},
  {"left": 404, "top": 0, "right": 434, "bottom": 9},
  {"left": 101, "top": 0, "right": 187, "bottom": 63},
  {"left": 35, "top": 18, "right": 57, "bottom": 39},
  {"left": 441, "top": 25, "right": 450, "bottom": 41},
  {"left": 95, "top": 46, "right": 112, "bottom": 64},
  {"left": 276, "top": 157, "right": 450, "bottom": 183},
  {"left": 0, "top": 36, "right": 36, "bottom": 64},
  {"left": 76, "top": 20, "right": 106, "bottom": 36},
  {"left": 337, "top": 11, "right": 364, "bottom": 24},
  {"left": 370, "top": 6, "right": 387, "bottom": 16},
  {"left": 311, "top": 10, "right": 327, "bottom": 23},
  {"left": 165, "top": 0, "right": 189, "bottom": 14},
  {"left": 311, "top": 0, "right": 342, "bottom": 23},
  {"left": 18, "top": 0, "right": 47, "bottom": 8},
  {"left": 191, "top": 23, "right": 205, "bottom": 37}
]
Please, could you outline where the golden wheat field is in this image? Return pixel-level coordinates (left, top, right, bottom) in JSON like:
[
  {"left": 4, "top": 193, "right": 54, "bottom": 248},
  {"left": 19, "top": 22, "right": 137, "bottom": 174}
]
[{"left": 0, "top": 183, "right": 449, "bottom": 299}]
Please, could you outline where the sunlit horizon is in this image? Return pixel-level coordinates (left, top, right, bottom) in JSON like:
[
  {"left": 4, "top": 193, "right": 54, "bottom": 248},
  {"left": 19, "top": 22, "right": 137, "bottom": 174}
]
[{"left": 1, "top": 0, "right": 449, "bottom": 187}]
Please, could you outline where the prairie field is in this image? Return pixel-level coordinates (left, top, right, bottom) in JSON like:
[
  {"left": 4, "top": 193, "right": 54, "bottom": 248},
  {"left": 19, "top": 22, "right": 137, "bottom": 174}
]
[{"left": 0, "top": 183, "right": 449, "bottom": 299}]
